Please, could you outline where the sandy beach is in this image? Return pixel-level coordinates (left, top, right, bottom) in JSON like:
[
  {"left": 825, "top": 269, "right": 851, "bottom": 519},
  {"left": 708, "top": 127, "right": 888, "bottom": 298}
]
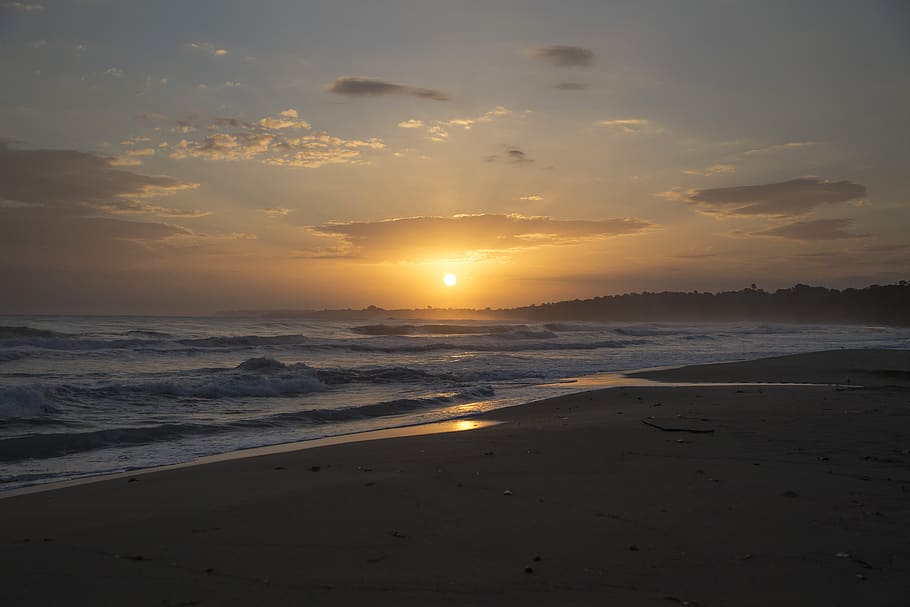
[{"left": 2, "top": 349, "right": 909, "bottom": 606}]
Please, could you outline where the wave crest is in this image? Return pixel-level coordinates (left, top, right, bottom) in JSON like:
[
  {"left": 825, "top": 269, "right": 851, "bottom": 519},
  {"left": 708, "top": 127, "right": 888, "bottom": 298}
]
[{"left": 0, "top": 325, "right": 65, "bottom": 339}]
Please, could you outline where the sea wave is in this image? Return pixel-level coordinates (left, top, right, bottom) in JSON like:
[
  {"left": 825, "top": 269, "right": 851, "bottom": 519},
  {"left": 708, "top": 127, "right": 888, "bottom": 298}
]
[
  {"left": 543, "top": 323, "right": 595, "bottom": 332},
  {"left": 0, "top": 423, "right": 217, "bottom": 461},
  {"left": 0, "top": 351, "right": 26, "bottom": 363},
  {"left": 317, "top": 366, "right": 455, "bottom": 385},
  {"left": 130, "top": 358, "right": 325, "bottom": 398},
  {"left": 124, "top": 329, "right": 173, "bottom": 338},
  {"left": 0, "top": 384, "right": 496, "bottom": 461},
  {"left": 317, "top": 338, "right": 646, "bottom": 353},
  {"left": 178, "top": 334, "right": 309, "bottom": 348},
  {"left": 0, "top": 325, "right": 67, "bottom": 339},
  {"left": 0, "top": 336, "right": 158, "bottom": 351},
  {"left": 612, "top": 324, "right": 696, "bottom": 337},
  {"left": 0, "top": 385, "right": 55, "bottom": 418},
  {"left": 0, "top": 358, "right": 488, "bottom": 413},
  {"left": 230, "top": 385, "right": 496, "bottom": 427}
]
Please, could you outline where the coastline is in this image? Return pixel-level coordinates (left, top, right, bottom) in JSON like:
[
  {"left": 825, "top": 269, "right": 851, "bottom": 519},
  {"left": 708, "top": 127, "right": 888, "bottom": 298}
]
[{"left": 1, "top": 348, "right": 909, "bottom": 605}]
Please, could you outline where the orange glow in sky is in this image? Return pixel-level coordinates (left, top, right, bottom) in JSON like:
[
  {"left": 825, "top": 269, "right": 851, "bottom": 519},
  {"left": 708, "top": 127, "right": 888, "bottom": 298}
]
[{"left": 0, "top": 2, "right": 907, "bottom": 314}]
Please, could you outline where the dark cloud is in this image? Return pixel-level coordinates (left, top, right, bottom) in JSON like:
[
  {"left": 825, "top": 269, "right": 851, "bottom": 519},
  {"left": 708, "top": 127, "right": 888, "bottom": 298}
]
[
  {"left": 326, "top": 77, "right": 450, "bottom": 101},
  {"left": 213, "top": 117, "right": 252, "bottom": 129},
  {"left": 505, "top": 147, "right": 533, "bottom": 164},
  {"left": 753, "top": 218, "right": 869, "bottom": 241},
  {"left": 307, "top": 213, "right": 651, "bottom": 261},
  {"left": 0, "top": 142, "right": 203, "bottom": 278},
  {"left": 682, "top": 178, "right": 867, "bottom": 217},
  {"left": 554, "top": 82, "right": 588, "bottom": 90},
  {"left": 0, "top": 202, "right": 192, "bottom": 278},
  {"left": 529, "top": 45, "right": 595, "bottom": 67},
  {"left": 0, "top": 142, "right": 197, "bottom": 207},
  {"left": 135, "top": 112, "right": 168, "bottom": 121},
  {"left": 486, "top": 146, "right": 534, "bottom": 165}
]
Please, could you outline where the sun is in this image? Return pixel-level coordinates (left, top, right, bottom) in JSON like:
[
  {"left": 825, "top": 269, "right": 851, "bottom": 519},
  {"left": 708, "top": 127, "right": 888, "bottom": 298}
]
[{"left": 443, "top": 273, "right": 457, "bottom": 287}]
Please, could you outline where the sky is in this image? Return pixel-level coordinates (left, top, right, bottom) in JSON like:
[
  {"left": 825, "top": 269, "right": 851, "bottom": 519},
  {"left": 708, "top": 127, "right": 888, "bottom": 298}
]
[{"left": 1, "top": 0, "right": 908, "bottom": 314}]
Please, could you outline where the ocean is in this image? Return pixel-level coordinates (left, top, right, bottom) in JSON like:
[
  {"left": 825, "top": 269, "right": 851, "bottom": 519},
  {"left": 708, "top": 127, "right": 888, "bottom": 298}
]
[{"left": 2, "top": 316, "right": 909, "bottom": 491}]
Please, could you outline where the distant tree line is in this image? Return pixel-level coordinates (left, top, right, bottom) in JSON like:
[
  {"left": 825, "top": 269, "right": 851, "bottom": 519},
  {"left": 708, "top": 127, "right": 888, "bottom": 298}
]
[
  {"left": 218, "top": 282, "right": 910, "bottom": 326},
  {"left": 508, "top": 282, "right": 910, "bottom": 326}
]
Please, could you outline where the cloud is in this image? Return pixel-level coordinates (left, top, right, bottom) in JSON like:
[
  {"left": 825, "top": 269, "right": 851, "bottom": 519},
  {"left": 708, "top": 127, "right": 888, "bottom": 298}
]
[
  {"left": 397, "top": 107, "right": 515, "bottom": 142},
  {"left": 306, "top": 213, "right": 651, "bottom": 261},
  {"left": 505, "top": 147, "right": 533, "bottom": 164},
  {"left": 597, "top": 119, "right": 654, "bottom": 134},
  {"left": 136, "top": 112, "right": 168, "bottom": 121},
  {"left": 0, "top": 142, "right": 197, "bottom": 207},
  {"left": 486, "top": 146, "right": 534, "bottom": 165},
  {"left": 89, "top": 200, "right": 210, "bottom": 218},
  {"left": 447, "top": 106, "right": 511, "bottom": 130},
  {"left": 2, "top": 2, "right": 45, "bottom": 11},
  {"left": 261, "top": 207, "right": 291, "bottom": 217},
  {"left": 741, "top": 141, "right": 819, "bottom": 157},
  {"left": 189, "top": 42, "right": 229, "bottom": 56},
  {"left": 169, "top": 109, "right": 385, "bottom": 168},
  {"left": 678, "top": 177, "right": 867, "bottom": 217},
  {"left": 520, "top": 194, "right": 544, "bottom": 201},
  {"left": 127, "top": 147, "right": 156, "bottom": 157},
  {"left": 257, "top": 109, "right": 311, "bottom": 130},
  {"left": 682, "top": 163, "right": 736, "bottom": 177},
  {"left": 171, "top": 133, "right": 275, "bottom": 161},
  {"left": 175, "top": 120, "right": 197, "bottom": 134},
  {"left": 326, "top": 77, "right": 450, "bottom": 101},
  {"left": 554, "top": 82, "right": 588, "bottom": 90},
  {"left": 528, "top": 45, "right": 595, "bottom": 67},
  {"left": 675, "top": 141, "right": 822, "bottom": 183},
  {"left": 213, "top": 117, "right": 251, "bottom": 129},
  {"left": 108, "top": 147, "right": 157, "bottom": 166},
  {"left": 752, "top": 218, "right": 869, "bottom": 241},
  {"left": 0, "top": 142, "right": 203, "bottom": 276},
  {"left": 426, "top": 125, "right": 448, "bottom": 142}
]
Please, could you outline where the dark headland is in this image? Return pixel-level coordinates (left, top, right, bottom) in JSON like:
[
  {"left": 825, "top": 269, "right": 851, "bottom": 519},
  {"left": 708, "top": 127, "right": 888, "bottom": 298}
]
[{"left": 218, "top": 282, "right": 910, "bottom": 326}]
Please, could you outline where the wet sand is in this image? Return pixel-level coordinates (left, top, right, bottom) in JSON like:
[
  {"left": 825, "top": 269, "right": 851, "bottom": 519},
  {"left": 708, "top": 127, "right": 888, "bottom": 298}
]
[{"left": 1, "top": 349, "right": 909, "bottom": 606}]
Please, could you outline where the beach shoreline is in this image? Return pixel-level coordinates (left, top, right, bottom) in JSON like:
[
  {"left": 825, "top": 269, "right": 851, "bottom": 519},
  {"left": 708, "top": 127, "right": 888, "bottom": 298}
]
[
  {"left": 0, "top": 356, "right": 862, "bottom": 498},
  {"left": 2, "top": 348, "right": 909, "bottom": 605}
]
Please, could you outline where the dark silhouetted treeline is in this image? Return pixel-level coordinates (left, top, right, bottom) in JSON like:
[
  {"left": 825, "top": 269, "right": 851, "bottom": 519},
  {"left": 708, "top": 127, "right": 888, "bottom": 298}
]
[
  {"left": 509, "top": 282, "right": 910, "bottom": 326},
  {"left": 218, "top": 282, "right": 910, "bottom": 326}
]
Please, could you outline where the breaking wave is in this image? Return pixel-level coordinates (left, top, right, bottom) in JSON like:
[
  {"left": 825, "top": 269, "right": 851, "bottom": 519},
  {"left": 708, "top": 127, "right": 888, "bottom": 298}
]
[
  {"left": 0, "top": 384, "right": 495, "bottom": 461},
  {"left": 0, "top": 325, "right": 67, "bottom": 340}
]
